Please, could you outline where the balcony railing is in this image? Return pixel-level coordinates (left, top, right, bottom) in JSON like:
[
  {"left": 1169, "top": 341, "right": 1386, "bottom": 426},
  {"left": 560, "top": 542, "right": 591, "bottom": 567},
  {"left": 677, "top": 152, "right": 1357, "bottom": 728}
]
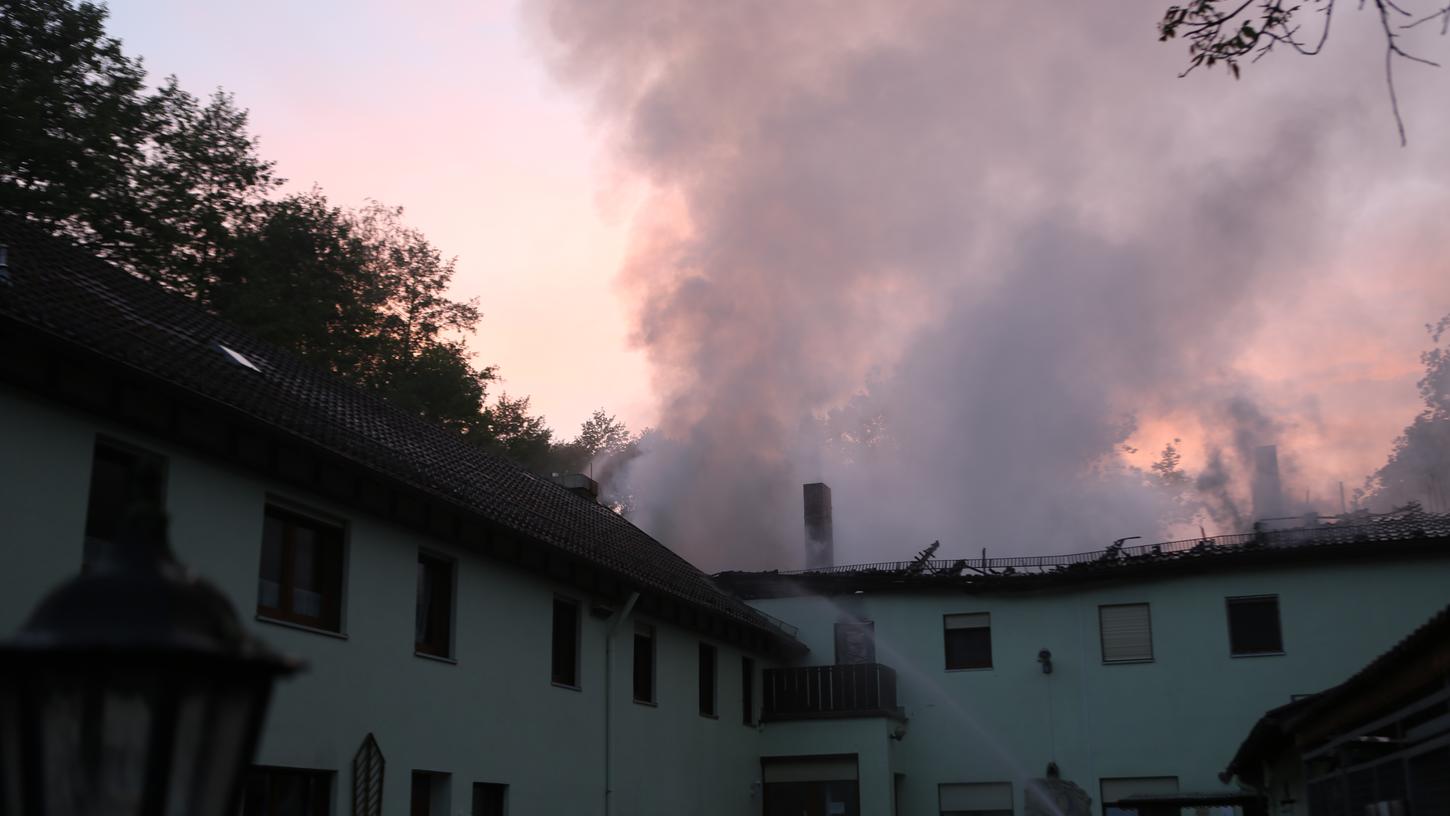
[{"left": 762, "top": 663, "right": 901, "bottom": 721}]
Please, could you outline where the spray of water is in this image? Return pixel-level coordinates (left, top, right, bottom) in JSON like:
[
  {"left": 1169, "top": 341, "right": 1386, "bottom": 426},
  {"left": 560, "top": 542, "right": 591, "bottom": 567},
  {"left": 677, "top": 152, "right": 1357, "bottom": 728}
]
[{"left": 770, "top": 579, "right": 1068, "bottom": 816}]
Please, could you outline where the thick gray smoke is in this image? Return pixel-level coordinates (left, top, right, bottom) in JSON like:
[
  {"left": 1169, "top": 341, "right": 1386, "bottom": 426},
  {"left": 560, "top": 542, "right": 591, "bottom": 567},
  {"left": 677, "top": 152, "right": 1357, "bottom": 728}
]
[{"left": 528, "top": 1, "right": 1450, "bottom": 570}]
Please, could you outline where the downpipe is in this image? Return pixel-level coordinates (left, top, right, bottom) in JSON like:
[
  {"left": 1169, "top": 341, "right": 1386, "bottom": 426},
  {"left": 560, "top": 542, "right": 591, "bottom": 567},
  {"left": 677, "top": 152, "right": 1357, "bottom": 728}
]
[{"left": 604, "top": 591, "right": 639, "bottom": 816}]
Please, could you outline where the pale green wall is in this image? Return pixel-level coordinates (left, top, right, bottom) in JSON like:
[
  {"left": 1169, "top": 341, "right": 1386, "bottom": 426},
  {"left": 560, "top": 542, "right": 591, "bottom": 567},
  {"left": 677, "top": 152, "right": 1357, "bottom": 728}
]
[
  {"left": 11, "top": 380, "right": 1448, "bottom": 816},
  {"left": 751, "top": 554, "right": 1450, "bottom": 815},
  {"left": 0, "top": 386, "right": 771, "bottom": 816}
]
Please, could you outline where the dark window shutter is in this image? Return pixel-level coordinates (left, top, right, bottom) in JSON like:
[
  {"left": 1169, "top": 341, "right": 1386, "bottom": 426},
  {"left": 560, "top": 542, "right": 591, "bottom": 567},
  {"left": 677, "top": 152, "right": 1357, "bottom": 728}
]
[{"left": 352, "top": 733, "right": 385, "bottom": 816}]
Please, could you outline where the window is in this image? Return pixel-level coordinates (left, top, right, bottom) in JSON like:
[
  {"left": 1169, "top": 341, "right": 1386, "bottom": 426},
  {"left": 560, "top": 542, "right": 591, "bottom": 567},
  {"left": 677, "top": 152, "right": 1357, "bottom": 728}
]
[
  {"left": 1099, "top": 603, "right": 1154, "bottom": 663},
  {"left": 1101, "top": 776, "right": 1179, "bottom": 816},
  {"left": 241, "top": 767, "right": 331, "bottom": 816},
  {"left": 551, "top": 597, "right": 579, "bottom": 687},
  {"left": 257, "top": 504, "right": 345, "bottom": 632},
  {"left": 1227, "top": 595, "right": 1283, "bottom": 655},
  {"left": 939, "top": 782, "right": 1013, "bottom": 816},
  {"left": 698, "top": 642, "right": 718, "bottom": 717},
  {"left": 742, "top": 656, "right": 756, "bottom": 725},
  {"left": 944, "top": 613, "right": 992, "bottom": 670},
  {"left": 83, "top": 438, "right": 165, "bottom": 565},
  {"left": 411, "top": 771, "right": 450, "bottom": 816},
  {"left": 633, "top": 624, "right": 656, "bottom": 704},
  {"left": 471, "top": 783, "right": 507, "bottom": 816},
  {"left": 415, "top": 551, "right": 455, "bottom": 658}
]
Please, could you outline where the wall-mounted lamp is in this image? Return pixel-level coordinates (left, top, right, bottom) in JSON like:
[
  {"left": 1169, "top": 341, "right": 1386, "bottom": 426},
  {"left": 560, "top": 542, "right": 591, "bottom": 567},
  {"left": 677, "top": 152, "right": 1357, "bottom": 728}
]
[{"left": 1038, "top": 648, "right": 1053, "bottom": 674}]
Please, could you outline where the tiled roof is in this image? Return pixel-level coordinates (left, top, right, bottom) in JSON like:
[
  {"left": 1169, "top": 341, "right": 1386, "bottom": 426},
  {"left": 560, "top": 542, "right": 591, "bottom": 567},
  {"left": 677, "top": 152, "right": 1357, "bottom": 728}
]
[
  {"left": 717, "top": 511, "right": 1450, "bottom": 597},
  {"left": 0, "top": 214, "right": 792, "bottom": 643}
]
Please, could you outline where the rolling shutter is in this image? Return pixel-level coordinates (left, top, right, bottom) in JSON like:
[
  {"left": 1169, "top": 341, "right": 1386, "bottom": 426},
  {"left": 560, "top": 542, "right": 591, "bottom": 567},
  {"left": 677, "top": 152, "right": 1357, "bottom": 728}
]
[
  {"left": 762, "top": 755, "right": 858, "bottom": 783},
  {"left": 940, "top": 781, "right": 1013, "bottom": 813},
  {"left": 1100, "top": 776, "right": 1178, "bottom": 803},
  {"left": 1100, "top": 604, "right": 1153, "bottom": 663},
  {"left": 945, "top": 613, "right": 989, "bottom": 631}
]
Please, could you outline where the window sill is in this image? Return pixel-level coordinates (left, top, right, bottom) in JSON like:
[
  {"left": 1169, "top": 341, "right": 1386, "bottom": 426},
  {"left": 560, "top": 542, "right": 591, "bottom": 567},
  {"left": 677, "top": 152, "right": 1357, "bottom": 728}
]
[
  {"left": 699, "top": 712, "right": 719, "bottom": 720},
  {"left": 256, "top": 614, "right": 348, "bottom": 640},
  {"left": 1231, "top": 650, "right": 1286, "bottom": 658},
  {"left": 552, "top": 681, "right": 582, "bottom": 692},
  {"left": 1102, "top": 658, "right": 1155, "bottom": 665},
  {"left": 414, "top": 650, "right": 456, "bottom": 665},
  {"left": 944, "top": 666, "right": 994, "bottom": 673},
  {"left": 633, "top": 698, "right": 658, "bottom": 707}
]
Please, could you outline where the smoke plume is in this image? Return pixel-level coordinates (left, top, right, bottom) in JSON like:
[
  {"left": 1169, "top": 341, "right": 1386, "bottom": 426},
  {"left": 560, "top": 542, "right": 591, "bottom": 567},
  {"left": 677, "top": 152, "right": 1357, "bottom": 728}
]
[{"left": 528, "top": 1, "right": 1450, "bottom": 569}]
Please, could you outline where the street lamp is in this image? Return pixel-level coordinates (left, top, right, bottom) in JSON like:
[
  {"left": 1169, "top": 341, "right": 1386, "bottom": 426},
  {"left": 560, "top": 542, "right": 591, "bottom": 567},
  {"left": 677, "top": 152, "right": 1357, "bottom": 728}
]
[{"left": 0, "top": 492, "right": 301, "bottom": 815}]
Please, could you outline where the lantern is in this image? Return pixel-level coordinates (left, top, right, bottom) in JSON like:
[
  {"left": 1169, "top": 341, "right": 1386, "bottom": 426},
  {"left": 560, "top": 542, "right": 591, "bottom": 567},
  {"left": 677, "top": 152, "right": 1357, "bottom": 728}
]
[{"left": 0, "top": 497, "right": 301, "bottom": 815}]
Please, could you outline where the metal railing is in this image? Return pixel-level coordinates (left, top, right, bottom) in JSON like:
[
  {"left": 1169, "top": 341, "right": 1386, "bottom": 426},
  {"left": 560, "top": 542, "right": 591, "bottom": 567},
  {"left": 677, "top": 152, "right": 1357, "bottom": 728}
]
[
  {"left": 751, "top": 607, "right": 800, "bottom": 638},
  {"left": 776, "top": 512, "right": 1450, "bottom": 577},
  {"left": 762, "top": 662, "right": 899, "bottom": 721}
]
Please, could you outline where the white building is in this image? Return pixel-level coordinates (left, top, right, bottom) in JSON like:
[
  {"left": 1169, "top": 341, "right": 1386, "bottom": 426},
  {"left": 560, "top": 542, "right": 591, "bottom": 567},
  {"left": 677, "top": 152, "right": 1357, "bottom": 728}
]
[
  {"left": 0, "top": 215, "right": 801, "bottom": 815},
  {"left": 2, "top": 215, "right": 1448, "bottom": 816},
  {"left": 718, "top": 521, "right": 1450, "bottom": 815}
]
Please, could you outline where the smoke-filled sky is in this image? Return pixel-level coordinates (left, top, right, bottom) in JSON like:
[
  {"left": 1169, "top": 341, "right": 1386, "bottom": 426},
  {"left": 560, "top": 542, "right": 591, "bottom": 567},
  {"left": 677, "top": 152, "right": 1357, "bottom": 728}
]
[
  {"left": 526, "top": 0, "right": 1450, "bottom": 568},
  {"left": 110, "top": 1, "right": 1449, "bottom": 570}
]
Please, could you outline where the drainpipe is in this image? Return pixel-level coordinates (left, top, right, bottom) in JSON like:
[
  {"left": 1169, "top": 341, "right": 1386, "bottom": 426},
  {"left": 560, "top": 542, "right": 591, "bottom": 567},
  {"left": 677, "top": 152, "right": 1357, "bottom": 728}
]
[{"left": 605, "top": 591, "right": 639, "bottom": 816}]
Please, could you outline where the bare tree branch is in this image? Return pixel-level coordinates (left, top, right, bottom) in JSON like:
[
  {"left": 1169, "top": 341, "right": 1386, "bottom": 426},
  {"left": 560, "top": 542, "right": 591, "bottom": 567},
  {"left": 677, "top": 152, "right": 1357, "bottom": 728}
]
[{"left": 1159, "top": 0, "right": 1449, "bottom": 143}]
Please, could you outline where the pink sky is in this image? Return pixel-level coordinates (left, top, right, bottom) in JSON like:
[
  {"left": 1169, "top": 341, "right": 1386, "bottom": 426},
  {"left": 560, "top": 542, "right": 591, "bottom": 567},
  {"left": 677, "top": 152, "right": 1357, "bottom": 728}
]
[{"left": 104, "top": 0, "right": 654, "bottom": 437}]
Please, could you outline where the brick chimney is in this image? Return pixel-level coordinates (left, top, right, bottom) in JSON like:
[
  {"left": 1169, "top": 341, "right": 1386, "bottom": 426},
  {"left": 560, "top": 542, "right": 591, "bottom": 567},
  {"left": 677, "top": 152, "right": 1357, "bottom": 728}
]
[
  {"left": 1251, "top": 445, "right": 1285, "bottom": 523},
  {"left": 554, "top": 473, "right": 599, "bottom": 502},
  {"left": 803, "top": 482, "right": 834, "bottom": 570}
]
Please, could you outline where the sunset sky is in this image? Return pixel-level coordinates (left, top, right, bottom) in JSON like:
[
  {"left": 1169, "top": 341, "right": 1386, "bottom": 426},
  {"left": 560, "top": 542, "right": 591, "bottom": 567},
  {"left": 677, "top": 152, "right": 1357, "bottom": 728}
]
[
  {"left": 106, "top": 0, "right": 652, "bottom": 435},
  {"left": 102, "top": 1, "right": 1450, "bottom": 566}
]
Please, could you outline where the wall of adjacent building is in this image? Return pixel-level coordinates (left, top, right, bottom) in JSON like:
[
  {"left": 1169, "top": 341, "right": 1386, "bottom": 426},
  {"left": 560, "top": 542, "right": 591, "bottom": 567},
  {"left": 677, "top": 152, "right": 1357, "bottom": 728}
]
[
  {"left": 750, "top": 554, "right": 1450, "bottom": 815},
  {"left": 0, "top": 385, "right": 771, "bottom": 816}
]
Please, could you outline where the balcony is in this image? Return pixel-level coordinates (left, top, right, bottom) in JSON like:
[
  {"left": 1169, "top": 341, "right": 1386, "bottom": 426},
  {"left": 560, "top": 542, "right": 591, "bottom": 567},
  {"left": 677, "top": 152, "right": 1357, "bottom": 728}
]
[{"left": 761, "top": 663, "right": 904, "bottom": 722}]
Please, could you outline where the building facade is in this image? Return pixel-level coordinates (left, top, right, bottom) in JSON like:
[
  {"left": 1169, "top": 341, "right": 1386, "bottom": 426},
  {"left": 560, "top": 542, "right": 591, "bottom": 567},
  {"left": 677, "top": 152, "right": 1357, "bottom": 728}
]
[
  {"left": 3, "top": 216, "right": 1450, "bottom": 816},
  {"left": 721, "top": 525, "right": 1450, "bottom": 815},
  {"left": 0, "top": 215, "right": 802, "bottom": 816}
]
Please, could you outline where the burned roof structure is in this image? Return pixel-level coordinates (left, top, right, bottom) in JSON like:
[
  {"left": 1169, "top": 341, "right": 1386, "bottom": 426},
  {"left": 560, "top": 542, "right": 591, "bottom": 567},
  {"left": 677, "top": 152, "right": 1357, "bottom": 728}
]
[
  {"left": 0, "top": 213, "right": 802, "bottom": 655},
  {"left": 715, "top": 511, "right": 1450, "bottom": 598}
]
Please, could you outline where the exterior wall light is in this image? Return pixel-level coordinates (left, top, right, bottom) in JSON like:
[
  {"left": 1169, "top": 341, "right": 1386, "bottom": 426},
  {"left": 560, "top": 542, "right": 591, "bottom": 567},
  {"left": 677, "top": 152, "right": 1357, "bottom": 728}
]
[
  {"left": 0, "top": 485, "right": 301, "bottom": 815},
  {"left": 1038, "top": 648, "right": 1053, "bottom": 674}
]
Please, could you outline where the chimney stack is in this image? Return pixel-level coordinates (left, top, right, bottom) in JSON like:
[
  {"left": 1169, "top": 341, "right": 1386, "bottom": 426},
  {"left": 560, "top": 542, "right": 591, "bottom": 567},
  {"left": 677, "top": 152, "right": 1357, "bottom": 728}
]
[
  {"left": 1251, "top": 445, "right": 1285, "bottom": 523},
  {"left": 803, "top": 483, "right": 834, "bottom": 570},
  {"left": 554, "top": 473, "right": 600, "bottom": 502}
]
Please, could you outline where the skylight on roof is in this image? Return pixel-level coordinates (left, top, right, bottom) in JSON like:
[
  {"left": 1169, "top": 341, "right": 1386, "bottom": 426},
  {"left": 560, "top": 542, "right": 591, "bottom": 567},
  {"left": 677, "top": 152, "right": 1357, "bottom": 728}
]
[{"left": 217, "top": 344, "right": 261, "bottom": 373}]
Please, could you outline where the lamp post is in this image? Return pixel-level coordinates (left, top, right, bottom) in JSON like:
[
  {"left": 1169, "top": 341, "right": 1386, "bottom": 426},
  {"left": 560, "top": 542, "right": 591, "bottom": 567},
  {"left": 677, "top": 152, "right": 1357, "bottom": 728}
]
[{"left": 0, "top": 491, "right": 301, "bottom": 815}]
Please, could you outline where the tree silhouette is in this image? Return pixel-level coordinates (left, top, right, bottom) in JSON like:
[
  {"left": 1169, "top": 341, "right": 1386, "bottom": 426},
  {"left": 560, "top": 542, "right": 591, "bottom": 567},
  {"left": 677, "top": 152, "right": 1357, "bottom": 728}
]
[{"left": 1159, "top": 0, "right": 1450, "bottom": 143}]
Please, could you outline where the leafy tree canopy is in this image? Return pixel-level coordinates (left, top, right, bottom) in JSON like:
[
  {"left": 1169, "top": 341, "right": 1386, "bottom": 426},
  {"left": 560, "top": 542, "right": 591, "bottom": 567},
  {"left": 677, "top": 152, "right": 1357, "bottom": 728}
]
[
  {"left": 2, "top": 0, "right": 634, "bottom": 483},
  {"left": 1360, "top": 314, "right": 1450, "bottom": 512},
  {"left": 1, "top": 0, "right": 279, "bottom": 288}
]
